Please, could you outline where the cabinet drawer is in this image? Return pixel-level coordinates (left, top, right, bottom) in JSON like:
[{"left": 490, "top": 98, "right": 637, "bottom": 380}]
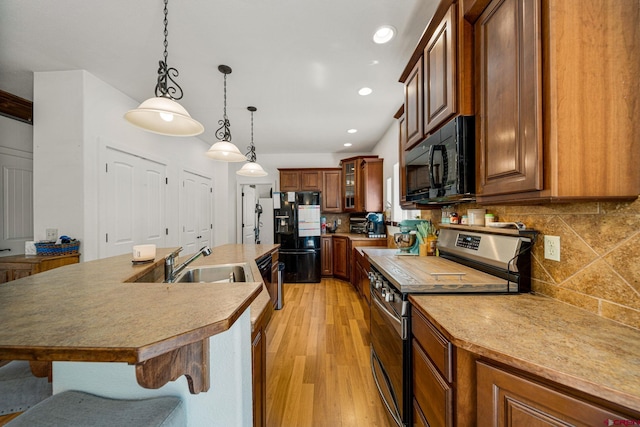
[
  {"left": 412, "top": 339, "right": 453, "bottom": 427},
  {"left": 412, "top": 305, "right": 452, "bottom": 382}
]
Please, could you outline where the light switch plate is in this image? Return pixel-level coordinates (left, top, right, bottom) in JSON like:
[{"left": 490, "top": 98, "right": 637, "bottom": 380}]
[
  {"left": 46, "top": 228, "right": 58, "bottom": 242},
  {"left": 544, "top": 235, "right": 560, "bottom": 261}
]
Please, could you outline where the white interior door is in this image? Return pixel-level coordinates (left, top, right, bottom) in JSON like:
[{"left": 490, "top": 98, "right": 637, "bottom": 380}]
[
  {"left": 242, "top": 185, "right": 256, "bottom": 244},
  {"left": 181, "top": 171, "right": 212, "bottom": 255},
  {"left": 104, "top": 148, "right": 166, "bottom": 257},
  {"left": 0, "top": 152, "right": 33, "bottom": 255}
]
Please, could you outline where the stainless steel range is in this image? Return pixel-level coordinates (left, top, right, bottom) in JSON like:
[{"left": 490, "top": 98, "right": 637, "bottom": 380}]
[{"left": 367, "top": 227, "right": 536, "bottom": 426}]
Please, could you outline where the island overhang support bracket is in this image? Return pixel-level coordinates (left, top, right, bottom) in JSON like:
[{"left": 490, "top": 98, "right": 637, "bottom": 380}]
[{"left": 135, "top": 338, "right": 210, "bottom": 394}]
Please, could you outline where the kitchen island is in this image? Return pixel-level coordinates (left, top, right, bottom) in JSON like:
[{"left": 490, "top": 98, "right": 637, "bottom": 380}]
[{"left": 0, "top": 244, "right": 279, "bottom": 426}]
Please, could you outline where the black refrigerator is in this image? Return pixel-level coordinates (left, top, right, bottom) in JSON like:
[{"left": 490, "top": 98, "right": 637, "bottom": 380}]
[{"left": 274, "top": 191, "right": 322, "bottom": 283}]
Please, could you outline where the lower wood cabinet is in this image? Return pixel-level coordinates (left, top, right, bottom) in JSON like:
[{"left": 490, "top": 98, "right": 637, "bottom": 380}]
[
  {"left": 411, "top": 301, "right": 640, "bottom": 427},
  {"left": 349, "top": 239, "right": 387, "bottom": 287},
  {"left": 476, "top": 361, "right": 634, "bottom": 426},
  {"left": 321, "top": 235, "right": 333, "bottom": 276},
  {"left": 412, "top": 306, "right": 454, "bottom": 427},
  {"left": 0, "top": 253, "right": 80, "bottom": 283},
  {"left": 332, "top": 236, "right": 349, "bottom": 281},
  {"left": 252, "top": 312, "right": 269, "bottom": 427}
]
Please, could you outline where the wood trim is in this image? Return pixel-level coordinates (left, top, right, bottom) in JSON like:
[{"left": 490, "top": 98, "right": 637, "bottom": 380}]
[
  {"left": 135, "top": 338, "right": 210, "bottom": 394},
  {"left": 0, "top": 90, "right": 33, "bottom": 124}
]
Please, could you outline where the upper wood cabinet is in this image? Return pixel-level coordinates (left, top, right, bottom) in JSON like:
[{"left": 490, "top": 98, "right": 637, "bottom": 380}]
[
  {"left": 279, "top": 170, "right": 301, "bottom": 192},
  {"left": 321, "top": 169, "right": 342, "bottom": 213},
  {"left": 278, "top": 168, "right": 342, "bottom": 212},
  {"left": 405, "top": 60, "right": 424, "bottom": 149},
  {"left": 424, "top": 4, "right": 456, "bottom": 135},
  {"left": 400, "top": 0, "right": 473, "bottom": 150},
  {"left": 474, "top": 0, "right": 543, "bottom": 199},
  {"left": 470, "top": 0, "right": 640, "bottom": 203},
  {"left": 340, "top": 156, "right": 383, "bottom": 213},
  {"left": 300, "top": 170, "right": 321, "bottom": 191},
  {"left": 278, "top": 169, "right": 321, "bottom": 192}
]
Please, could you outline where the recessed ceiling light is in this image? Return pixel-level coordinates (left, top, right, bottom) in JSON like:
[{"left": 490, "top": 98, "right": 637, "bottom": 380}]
[
  {"left": 373, "top": 25, "right": 396, "bottom": 44},
  {"left": 347, "top": 129, "right": 358, "bottom": 134},
  {"left": 358, "top": 87, "right": 373, "bottom": 96},
  {"left": 344, "top": 143, "right": 353, "bottom": 147}
]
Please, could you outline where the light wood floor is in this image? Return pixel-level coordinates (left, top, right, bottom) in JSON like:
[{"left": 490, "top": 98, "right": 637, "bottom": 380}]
[{"left": 266, "top": 278, "right": 392, "bottom": 427}]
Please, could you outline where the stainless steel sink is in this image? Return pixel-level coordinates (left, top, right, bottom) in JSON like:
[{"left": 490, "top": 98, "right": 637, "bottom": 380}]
[{"left": 174, "top": 263, "right": 253, "bottom": 283}]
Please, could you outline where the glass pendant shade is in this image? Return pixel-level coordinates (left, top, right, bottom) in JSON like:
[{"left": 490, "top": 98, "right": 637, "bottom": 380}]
[
  {"left": 125, "top": 97, "right": 204, "bottom": 136},
  {"left": 236, "top": 161, "right": 268, "bottom": 177},
  {"left": 206, "top": 140, "right": 248, "bottom": 162}
]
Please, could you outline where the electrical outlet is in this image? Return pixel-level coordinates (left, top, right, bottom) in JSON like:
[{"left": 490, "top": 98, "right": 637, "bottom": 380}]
[
  {"left": 46, "top": 228, "right": 58, "bottom": 242},
  {"left": 544, "top": 235, "right": 561, "bottom": 261},
  {"left": 337, "top": 219, "right": 342, "bottom": 225}
]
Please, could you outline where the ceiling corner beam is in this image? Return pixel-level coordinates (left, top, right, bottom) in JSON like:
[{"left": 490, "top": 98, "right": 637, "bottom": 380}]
[{"left": 0, "top": 89, "right": 33, "bottom": 125}]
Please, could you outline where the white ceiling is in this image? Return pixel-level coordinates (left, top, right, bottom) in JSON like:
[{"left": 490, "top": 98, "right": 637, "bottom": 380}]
[{"left": 0, "top": 0, "right": 438, "bottom": 154}]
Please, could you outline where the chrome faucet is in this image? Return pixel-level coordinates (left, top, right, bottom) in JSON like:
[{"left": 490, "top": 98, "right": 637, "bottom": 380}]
[{"left": 164, "top": 246, "right": 212, "bottom": 283}]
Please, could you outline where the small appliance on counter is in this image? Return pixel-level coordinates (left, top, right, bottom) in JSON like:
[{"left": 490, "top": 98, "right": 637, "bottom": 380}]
[
  {"left": 393, "top": 219, "right": 429, "bottom": 254},
  {"left": 365, "top": 212, "right": 386, "bottom": 238},
  {"left": 349, "top": 216, "right": 368, "bottom": 234}
]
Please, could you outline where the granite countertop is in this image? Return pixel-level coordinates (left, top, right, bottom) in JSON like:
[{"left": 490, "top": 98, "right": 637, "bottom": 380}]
[
  {"left": 365, "top": 249, "right": 640, "bottom": 411},
  {"left": 409, "top": 293, "right": 640, "bottom": 412},
  {"left": 0, "top": 244, "right": 279, "bottom": 364}
]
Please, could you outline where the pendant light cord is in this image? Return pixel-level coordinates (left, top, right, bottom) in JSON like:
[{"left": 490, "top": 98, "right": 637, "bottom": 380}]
[
  {"left": 246, "top": 108, "right": 257, "bottom": 162},
  {"left": 215, "top": 68, "right": 233, "bottom": 142},
  {"left": 155, "top": 0, "right": 183, "bottom": 100}
]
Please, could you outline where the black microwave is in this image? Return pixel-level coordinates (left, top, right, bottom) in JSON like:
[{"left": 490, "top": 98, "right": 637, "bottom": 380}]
[{"left": 405, "top": 116, "right": 475, "bottom": 204}]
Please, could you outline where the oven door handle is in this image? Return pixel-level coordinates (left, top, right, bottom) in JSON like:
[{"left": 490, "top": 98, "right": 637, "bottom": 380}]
[{"left": 371, "top": 292, "right": 402, "bottom": 335}]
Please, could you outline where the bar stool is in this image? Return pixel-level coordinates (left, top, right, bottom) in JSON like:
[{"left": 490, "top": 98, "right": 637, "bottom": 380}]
[
  {"left": 0, "top": 361, "right": 52, "bottom": 415},
  {"left": 6, "top": 390, "right": 185, "bottom": 427}
]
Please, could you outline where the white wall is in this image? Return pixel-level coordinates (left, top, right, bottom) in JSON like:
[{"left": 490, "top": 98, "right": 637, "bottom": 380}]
[
  {"left": 33, "top": 70, "right": 231, "bottom": 260},
  {"left": 372, "top": 120, "right": 400, "bottom": 212},
  {"left": 0, "top": 115, "right": 33, "bottom": 153}
]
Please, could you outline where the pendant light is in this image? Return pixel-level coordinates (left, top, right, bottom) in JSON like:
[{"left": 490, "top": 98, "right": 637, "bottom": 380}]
[
  {"left": 124, "top": 0, "right": 203, "bottom": 137},
  {"left": 205, "top": 65, "right": 247, "bottom": 162},
  {"left": 237, "top": 106, "right": 268, "bottom": 177}
]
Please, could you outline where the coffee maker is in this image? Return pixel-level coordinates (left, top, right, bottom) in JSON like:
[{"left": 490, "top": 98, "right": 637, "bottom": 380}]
[{"left": 365, "top": 213, "right": 386, "bottom": 237}]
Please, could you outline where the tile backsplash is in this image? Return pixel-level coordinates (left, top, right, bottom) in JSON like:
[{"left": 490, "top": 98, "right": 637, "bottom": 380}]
[{"left": 423, "top": 199, "right": 640, "bottom": 330}]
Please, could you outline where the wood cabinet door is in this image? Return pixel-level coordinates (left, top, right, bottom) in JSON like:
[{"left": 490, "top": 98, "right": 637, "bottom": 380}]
[
  {"left": 413, "top": 339, "right": 453, "bottom": 427},
  {"left": 405, "top": 59, "right": 424, "bottom": 149},
  {"left": 321, "top": 170, "right": 342, "bottom": 213},
  {"left": 279, "top": 170, "right": 300, "bottom": 192},
  {"left": 476, "top": 361, "right": 632, "bottom": 426},
  {"left": 361, "top": 158, "right": 383, "bottom": 213},
  {"left": 424, "top": 4, "right": 456, "bottom": 134},
  {"left": 321, "top": 236, "right": 333, "bottom": 276},
  {"left": 252, "top": 327, "right": 266, "bottom": 427},
  {"left": 342, "top": 161, "right": 357, "bottom": 212},
  {"left": 300, "top": 170, "right": 321, "bottom": 191},
  {"left": 475, "top": 0, "right": 542, "bottom": 198},
  {"left": 332, "top": 236, "right": 349, "bottom": 280}
]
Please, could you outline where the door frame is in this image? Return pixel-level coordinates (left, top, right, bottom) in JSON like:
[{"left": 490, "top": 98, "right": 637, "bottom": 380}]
[
  {"left": 180, "top": 168, "right": 214, "bottom": 255},
  {"left": 235, "top": 180, "right": 275, "bottom": 244}
]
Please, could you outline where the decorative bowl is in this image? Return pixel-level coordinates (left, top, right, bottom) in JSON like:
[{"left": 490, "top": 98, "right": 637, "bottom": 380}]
[{"left": 394, "top": 233, "right": 417, "bottom": 252}]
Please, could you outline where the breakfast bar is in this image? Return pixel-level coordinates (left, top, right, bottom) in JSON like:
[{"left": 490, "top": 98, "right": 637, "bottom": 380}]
[{"left": 0, "top": 245, "right": 277, "bottom": 426}]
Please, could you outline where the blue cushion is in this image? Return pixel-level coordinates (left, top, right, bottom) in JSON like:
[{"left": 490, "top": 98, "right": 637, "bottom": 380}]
[
  {"left": 0, "top": 361, "right": 52, "bottom": 415},
  {"left": 6, "top": 390, "right": 185, "bottom": 427}
]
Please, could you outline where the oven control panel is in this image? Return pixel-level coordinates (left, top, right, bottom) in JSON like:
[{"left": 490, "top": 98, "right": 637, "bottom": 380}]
[{"left": 456, "top": 234, "right": 481, "bottom": 250}]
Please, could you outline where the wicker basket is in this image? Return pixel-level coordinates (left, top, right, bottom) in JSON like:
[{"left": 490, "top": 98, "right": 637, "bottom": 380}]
[{"left": 35, "top": 241, "right": 80, "bottom": 256}]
